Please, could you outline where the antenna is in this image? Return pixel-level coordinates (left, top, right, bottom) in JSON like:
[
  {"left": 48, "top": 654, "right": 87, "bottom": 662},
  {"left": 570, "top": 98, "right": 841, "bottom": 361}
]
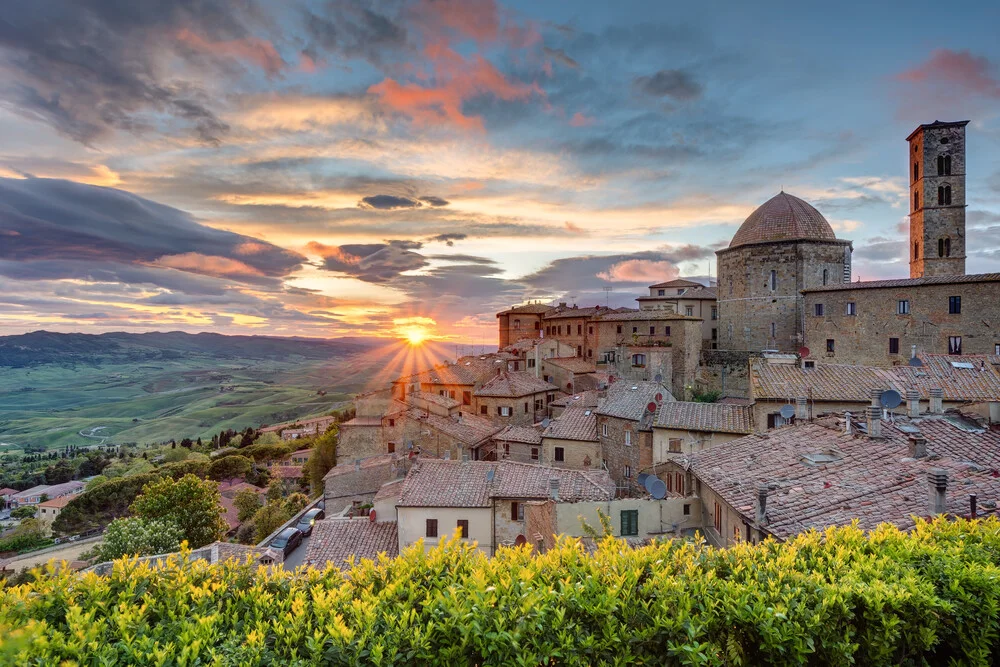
[{"left": 602, "top": 286, "right": 613, "bottom": 307}]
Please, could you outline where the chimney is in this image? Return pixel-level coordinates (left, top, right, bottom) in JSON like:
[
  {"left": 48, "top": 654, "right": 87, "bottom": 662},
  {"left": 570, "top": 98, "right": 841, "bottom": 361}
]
[
  {"left": 795, "top": 397, "right": 808, "bottom": 421},
  {"left": 867, "top": 405, "right": 882, "bottom": 439},
  {"left": 548, "top": 477, "right": 560, "bottom": 501},
  {"left": 869, "top": 388, "right": 882, "bottom": 408},
  {"left": 929, "top": 388, "right": 944, "bottom": 414},
  {"left": 929, "top": 468, "right": 948, "bottom": 515},
  {"left": 906, "top": 389, "right": 921, "bottom": 418},
  {"left": 461, "top": 450, "right": 469, "bottom": 462},
  {"left": 970, "top": 493, "right": 978, "bottom": 519},
  {"left": 845, "top": 411, "right": 853, "bottom": 434},
  {"left": 755, "top": 484, "right": 768, "bottom": 526},
  {"left": 559, "top": 302, "right": 567, "bottom": 308},
  {"left": 907, "top": 433, "right": 927, "bottom": 458}
]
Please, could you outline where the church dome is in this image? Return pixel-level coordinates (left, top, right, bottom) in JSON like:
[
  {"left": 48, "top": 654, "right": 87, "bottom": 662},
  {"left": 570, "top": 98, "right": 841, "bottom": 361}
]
[{"left": 729, "top": 192, "right": 836, "bottom": 248}]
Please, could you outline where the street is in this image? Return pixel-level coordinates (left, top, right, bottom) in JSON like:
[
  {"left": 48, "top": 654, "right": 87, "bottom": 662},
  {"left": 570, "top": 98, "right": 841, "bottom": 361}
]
[{"left": 281, "top": 533, "right": 311, "bottom": 571}]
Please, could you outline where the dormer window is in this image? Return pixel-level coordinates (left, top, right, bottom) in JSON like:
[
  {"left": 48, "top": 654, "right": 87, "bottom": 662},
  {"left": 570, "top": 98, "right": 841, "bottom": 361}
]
[{"left": 657, "top": 289, "right": 665, "bottom": 296}]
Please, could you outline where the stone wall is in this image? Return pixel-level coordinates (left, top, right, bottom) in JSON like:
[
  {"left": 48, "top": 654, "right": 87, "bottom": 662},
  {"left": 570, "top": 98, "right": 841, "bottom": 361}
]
[
  {"left": 802, "top": 278, "right": 1000, "bottom": 366},
  {"left": 540, "top": 436, "right": 600, "bottom": 469},
  {"left": 323, "top": 456, "right": 407, "bottom": 513},
  {"left": 337, "top": 423, "right": 387, "bottom": 461},
  {"left": 474, "top": 393, "right": 547, "bottom": 427},
  {"left": 699, "top": 350, "right": 753, "bottom": 398},
  {"left": 597, "top": 415, "right": 651, "bottom": 494},
  {"left": 909, "top": 123, "right": 967, "bottom": 278}
]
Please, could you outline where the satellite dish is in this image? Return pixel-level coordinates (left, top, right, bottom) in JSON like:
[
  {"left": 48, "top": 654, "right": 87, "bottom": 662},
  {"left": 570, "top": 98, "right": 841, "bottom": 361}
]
[
  {"left": 779, "top": 404, "right": 796, "bottom": 419},
  {"left": 909, "top": 357, "right": 924, "bottom": 367},
  {"left": 637, "top": 472, "right": 652, "bottom": 489},
  {"left": 654, "top": 373, "right": 663, "bottom": 383},
  {"left": 486, "top": 469, "right": 495, "bottom": 482},
  {"left": 648, "top": 479, "right": 667, "bottom": 500},
  {"left": 880, "top": 389, "right": 903, "bottom": 409},
  {"left": 369, "top": 508, "right": 377, "bottom": 523},
  {"left": 642, "top": 474, "right": 657, "bottom": 494},
  {"left": 540, "top": 418, "right": 551, "bottom": 428},
  {"left": 514, "top": 534, "right": 527, "bottom": 547},
  {"left": 646, "top": 402, "right": 658, "bottom": 413},
  {"left": 654, "top": 393, "right": 663, "bottom": 403},
  {"left": 798, "top": 346, "right": 810, "bottom": 357}
]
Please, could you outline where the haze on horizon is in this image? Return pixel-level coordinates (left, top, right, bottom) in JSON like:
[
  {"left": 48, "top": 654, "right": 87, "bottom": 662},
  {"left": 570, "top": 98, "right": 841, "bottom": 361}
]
[{"left": 1, "top": 0, "right": 1000, "bottom": 344}]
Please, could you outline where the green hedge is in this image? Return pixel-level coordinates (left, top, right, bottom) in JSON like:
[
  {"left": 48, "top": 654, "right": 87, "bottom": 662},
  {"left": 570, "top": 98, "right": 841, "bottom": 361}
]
[{"left": 3, "top": 517, "right": 1000, "bottom": 665}]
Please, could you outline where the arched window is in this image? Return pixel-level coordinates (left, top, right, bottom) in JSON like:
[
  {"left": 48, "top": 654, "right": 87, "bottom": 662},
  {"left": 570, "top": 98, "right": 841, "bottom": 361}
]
[
  {"left": 945, "top": 238, "right": 951, "bottom": 257},
  {"left": 913, "top": 191, "right": 920, "bottom": 211},
  {"left": 914, "top": 241, "right": 919, "bottom": 260},
  {"left": 939, "top": 238, "right": 945, "bottom": 258},
  {"left": 937, "top": 155, "right": 945, "bottom": 176},
  {"left": 945, "top": 155, "right": 952, "bottom": 175},
  {"left": 944, "top": 185, "right": 952, "bottom": 205},
  {"left": 822, "top": 269, "right": 828, "bottom": 286},
  {"left": 913, "top": 162, "right": 919, "bottom": 181}
]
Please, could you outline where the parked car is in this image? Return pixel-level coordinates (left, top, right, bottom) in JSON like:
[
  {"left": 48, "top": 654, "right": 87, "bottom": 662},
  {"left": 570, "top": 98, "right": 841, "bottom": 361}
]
[
  {"left": 270, "top": 527, "right": 303, "bottom": 556},
  {"left": 296, "top": 508, "right": 325, "bottom": 536}
]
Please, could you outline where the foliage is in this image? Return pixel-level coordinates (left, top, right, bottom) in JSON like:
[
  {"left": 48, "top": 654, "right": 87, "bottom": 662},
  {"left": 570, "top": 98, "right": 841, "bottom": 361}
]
[
  {"left": 282, "top": 493, "right": 309, "bottom": 517},
  {"left": 130, "top": 474, "right": 228, "bottom": 549},
  {"left": 0, "top": 518, "right": 48, "bottom": 554},
  {"left": 304, "top": 425, "right": 338, "bottom": 496},
  {"left": 86, "top": 517, "right": 184, "bottom": 563},
  {"left": 254, "top": 432, "right": 282, "bottom": 446},
  {"left": 10, "top": 506, "right": 37, "bottom": 520},
  {"left": 233, "top": 489, "right": 263, "bottom": 523},
  {"left": 207, "top": 455, "right": 253, "bottom": 482},
  {"left": 251, "top": 502, "right": 292, "bottom": 543},
  {"left": 240, "top": 443, "right": 293, "bottom": 464},
  {"left": 157, "top": 458, "right": 210, "bottom": 480},
  {"left": 84, "top": 475, "right": 108, "bottom": 492},
  {"left": 51, "top": 473, "right": 160, "bottom": 535},
  {"left": 6, "top": 519, "right": 1000, "bottom": 665},
  {"left": 691, "top": 387, "right": 722, "bottom": 403},
  {"left": 235, "top": 521, "right": 257, "bottom": 545}
]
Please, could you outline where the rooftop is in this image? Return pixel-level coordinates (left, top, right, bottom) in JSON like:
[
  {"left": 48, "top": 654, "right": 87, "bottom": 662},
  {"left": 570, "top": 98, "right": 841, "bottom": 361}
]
[
  {"left": 272, "top": 465, "right": 303, "bottom": 480},
  {"left": 409, "top": 391, "right": 461, "bottom": 409},
  {"left": 474, "top": 371, "right": 558, "bottom": 398},
  {"left": 324, "top": 454, "right": 398, "bottom": 481},
  {"left": 305, "top": 519, "right": 399, "bottom": 567},
  {"left": 596, "top": 309, "right": 700, "bottom": 321},
  {"left": 497, "top": 303, "right": 553, "bottom": 316},
  {"left": 493, "top": 425, "right": 543, "bottom": 445},
  {"left": 728, "top": 192, "right": 837, "bottom": 249},
  {"left": 406, "top": 409, "right": 500, "bottom": 446},
  {"left": 397, "top": 460, "right": 615, "bottom": 508},
  {"left": 648, "top": 278, "right": 705, "bottom": 289},
  {"left": 544, "top": 357, "right": 597, "bottom": 373},
  {"left": 683, "top": 412, "right": 1000, "bottom": 540},
  {"left": 543, "top": 406, "right": 599, "bottom": 442},
  {"left": 38, "top": 495, "right": 74, "bottom": 509},
  {"left": 550, "top": 390, "right": 601, "bottom": 408},
  {"left": 595, "top": 381, "right": 673, "bottom": 422},
  {"left": 543, "top": 306, "right": 615, "bottom": 320},
  {"left": 801, "top": 272, "right": 1000, "bottom": 293},
  {"left": 654, "top": 401, "right": 754, "bottom": 434}
]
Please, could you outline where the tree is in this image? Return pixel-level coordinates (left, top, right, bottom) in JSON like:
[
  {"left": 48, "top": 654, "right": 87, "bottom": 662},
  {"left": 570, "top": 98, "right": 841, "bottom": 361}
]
[
  {"left": 85, "top": 475, "right": 108, "bottom": 492},
  {"left": 86, "top": 517, "right": 184, "bottom": 563},
  {"left": 304, "top": 426, "right": 337, "bottom": 496},
  {"left": 252, "top": 502, "right": 291, "bottom": 543},
  {"left": 51, "top": 473, "right": 160, "bottom": 536},
  {"left": 11, "top": 506, "right": 37, "bottom": 520},
  {"left": 282, "top": 493, "right": 308, "bottom": 516},
  {"left": 233, "top": 489, "right": 262, "bottom": 523},
  {"left": 265, "top": 480, "right": 284, "bottom": 504},
  {"left": 207, "top": 455, "right": 253, "bottom": 482},
  {"left": 130, "top": 474, "right": 228, "bottom": 548}
]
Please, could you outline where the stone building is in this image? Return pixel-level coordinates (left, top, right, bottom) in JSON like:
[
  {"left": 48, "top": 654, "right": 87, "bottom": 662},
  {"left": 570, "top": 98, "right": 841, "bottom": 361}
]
[
  {"left": 652, "top": 401, "right": 754, "bottom": 460},
  {"left": 322, "top": 453, "right": 409, "bottom": 514},
  {"left": 540, "top": 356, "right": 598, "bottom": 394},
  {"left": 540, "top": 405, "right": 600, "bottom": 469},
  {"left": 501, "top": 337, "right": 576, "bottom": 375},
  {"left": 594, "top": 381, "right": 671, "bottom": 494},
  {"left": 496, "top": 303, "right": 550, "bottom": 348},
  {"left": 484, "top": 425, "right": 543, "bottom": 463},
  {"left": 716, "top": 191, "right": 853, "bottom": 353},
  {"left": 542, "top": 305, "right": 610, "bottom": 358},
  {"left": 473, "top": 371, "right": 559, "bottom": 427},
  {"left": 636, "top": 279, "right": 718, "bottom": 348}
]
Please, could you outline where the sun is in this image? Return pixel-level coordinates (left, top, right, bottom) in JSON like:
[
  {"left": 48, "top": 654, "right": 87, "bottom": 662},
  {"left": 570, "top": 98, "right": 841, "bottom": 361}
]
[{"left": 404, "top": 327, "right": 428, "bottom": 346}]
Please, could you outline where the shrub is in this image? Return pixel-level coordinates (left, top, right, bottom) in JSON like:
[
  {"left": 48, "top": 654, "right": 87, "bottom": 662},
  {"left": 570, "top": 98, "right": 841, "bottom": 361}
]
[
  {"left": 51, "top": 473, "right": 160, "bottom": 535},
  {"left": 207, "top": 454, "right": 253, "bottom": 481},
  {"left": 86, "top": 517, "right": 184, "bottom": 563},
  {"left": 130, "top": 474, "right": 228, "bottom": 549},
  {"left": 0, "top": 518, "right": 48, "bottom": 554},
  {"left": 4, "top": 519, "right": 1000, "bottom": 665}
]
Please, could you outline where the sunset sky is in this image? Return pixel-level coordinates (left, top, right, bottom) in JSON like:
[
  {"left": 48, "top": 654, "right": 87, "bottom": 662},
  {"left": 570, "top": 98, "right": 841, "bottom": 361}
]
[{"left": 2, "top": 0, "right": 1000, "bottom": 344}]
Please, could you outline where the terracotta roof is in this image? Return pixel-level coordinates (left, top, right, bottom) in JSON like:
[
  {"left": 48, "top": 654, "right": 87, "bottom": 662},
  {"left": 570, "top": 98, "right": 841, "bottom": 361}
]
[
  {"left": 397, "top": 355, "right": 508, "bottom": 388},
  {"left": 219, "top": 481, "right": 266, "bottom": 499},
  {"left": 751, "top": 355, "right": 1000, "bottom": 403},
  {"left": 543, "top": 406, "right": 599, "bottom": 442},
  {"left": 654, "top": 401, "right": 754, "bottom": 434},
  {"left": 729, "top": 192, "right": 837, "bottom": 248},
  {"left": 502, "top": 338, "right": 542, "bottom": 353},
  {"left": 323, "top": 454, "right": 398, "bottom": 480},
  {"left": 289, "top": 448, "right": 314, "bottom": 457},
  {"left": 718, "top": 397, "right": 755, "bottom": 406},
  {"left": 38, "top": 495, "right": 74, "bottom": 509},
  {"left": 474, "top": 371, "right": 557, "bottom": 398},
  {"left": 0, "top": 488, "right": 18, "bottom": 497},
  {"left": 409, "top": 391, "right": 461, "bottom": 409},
  {"left": 574, "top": 372, "right": 612, "bottom": 392},
  {"left": 544, "top": 357, "right": 597, "bottom": 373},
  {"left": 596, "top": 381, "right": 673, "bottom": 422},
  {"left": 550, "top": 391, "right": 601, "bottom": 408},
  {"left": 373, "top": 478, "right": 405, "bottom": 505},
  {"left": 543, "top": 306, "right": 612, "bottom": 320},
  {"left": 497, "top": 303, "right": 553, "bottom": 316},
  {"left": 648, "top": 278, "right": 705, "bottom": 289},
  {"left": 305, "top": 519, "right": 399, "bottom": 567},
  {"left": 493, "top": 425, "right": 543, "bottom": 445},
  {"left": 801, "top": 272, "right": 1000, "bottom": 293},
  {"left": 406, "top": 410, "right": 500, "bottom": 446},
  {"left": 683, "top": 412, "right": 1000, "bottom": 540},
  {"left": 272, "top": 465, "right": 303, "bottom": 480},
  {"left": 595, "top": 309, "right": 698, "bottom": 321},
  {"left": 397, "top": 460, "right": 615, "bottom": 507},
  {"left": 11, "top": 484, "right": 50, "bottom": 501}
]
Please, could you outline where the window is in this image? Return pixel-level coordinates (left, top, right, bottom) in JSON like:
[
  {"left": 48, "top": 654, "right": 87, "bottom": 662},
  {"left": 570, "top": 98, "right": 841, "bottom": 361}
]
[
  {"left": 480, "top": 405, "right": 488, "bottom": 415},
  {"left": 675, "top": 473, "right": 684, "bottom": 494},
  {"left": 632, "top": 326, "right": 638, "bottom": 334},
  {"left": 814, "top": 303, "right": 824, "bottom": 316},
  {"left": 683, "top": 504, "right": 690, "bottom": 516},
  {"left": 666, "top": 474, "right": 673, "bottom": 492},
  {"left": 531, "top": 447, "right": 539, "bottom": 461},
  {"left": 625, "top": 430, "right": 632, "bottom": 446},
  {"left": 949, "top": 296, "right": 961, "bottom": 314},
  {"left": 557, "top": 326, "right": 562, "bottom": 335},
  {"left": 588, "top": 326, "right": 593, "bottom": 334},
  {"left": 665, "top": 326, "right": 671, "bottom": 335},
  {"left": 534, "top": 321, "right": 540, "bottom": 330},
  {"left": 616, "top": 325, "right": 622, "bottom": 334},
  {"left": 499, "top": 406, "right": 512, "bottom": 417},
  {"left": 996, "top": 344, "right": 1000, "bottom": 356},
  {"left": 527, "top": 358, "right": 535, "bottom": 368},
  {"left": 734, "top": 525, "right": 741, "bottom": 542},
  {"left": 388, "top": 418, "right": 395, "bottom": 427},
  {"left": 620, "top": 510, "right": 639, "bottom": 537},
  {"left": 914, "top": 242, "right": 919, "bottom": 260},
  {"left": 889, "top": 338, "right": 900, "bottom": 355},
  {"left": 845, "top": 302, "right": 856, "bottom": 316},
  {"left": 577, "top": 324, "right": 582, "bottom": 335},
  {"left": 711, "top": 328, "right": 717, "bottom": 340},
  {"left": 937, "top": 154, "right": 952, "bottom": 176},
  {"left": 631, "top": 353, "right": 646, "bottom": 367},
  {"left": 914, "top": 191, "right": 919, "bottom": 211},
  {"left": 770, "top": 322, "right": 776, "bottom": 338},
  {"left": 463, "top": 391, "right": 472, "bottom": 405},
  {"left": 822, "top": 269, "right": 829, "bottom": 286},
  {"left": 554, "top": 446, "right": 565, "bottom": 462},
  {"left": 604, "top": 351, "right": 616, "bottom": 364},
  {"left": 938, "top": 185, "right": 952, "bottom": 206},
  {"left": 602, "top": 423, "right": 608, "bottom": 437},
  {"left": 685, "top": 306, "right": 694, "bottom": 316},
  {"left": 456, "top": 520, "right": 468, "bottom": 538},
  {"left": 657, "top": 289, "right": 665, "bottom": 296},
  {"left": 913, "top": 162, "right": 919, "bottom": 181},
  {"left": 898, "top": 300, "right": 910, "bottom": 315},
  {"left": 770, "top": 270, "right": 777, "bottom": 291},
  {"left": 511, "top": 502, "right": 524, "bottom": 521},
  {"left": 939, "top": 238, "right": 945, "bottom": 257},
  {"left": 577, "top": 345, "right": 582, "bottom": 356},
  {"left": 513, "top": 319, "right": 521, "bottom": 330},
  {"left": 804, "top": 360, "right": 815, "bottom": 369},
  {"left": 650, "top": 326, "right": 655, "bottom": 335},
  {"left": 669, "top": 438, "right": 682, "bottom": 453},
  {"left": 426, "top": 519, "right": 438, "bottom": 538},
  {"left": 524, "top": 402, "right": 529, "bottom": 414},
  {"left": 713, "top": 502, "right": 722, "bottom": 533},
  {"left": 503, "top": 443, "right": 511, "bottom": 457},
  {"left": 711, "top": 306, "right": 717, "bottom": 320},
  {"left": 826, "top": 339, "right": 835, "bottom": 353},
  {"left": 534, "top": 398, "right": 544, "bottom": 412},
  {"left": 945, "top": 237, "right": 951, "bottom": 257},
  {"left": 449, "top": 390, "right": 456, "bottom": 399},
  {"left": 387, "top": 442, "right": 395, "bottom": 453},
  {"left": 949, "top": 336, "right": 962, "bottom": 355},
  {"left": 623, "top": 465, "right": 632, "bottom": 478}
]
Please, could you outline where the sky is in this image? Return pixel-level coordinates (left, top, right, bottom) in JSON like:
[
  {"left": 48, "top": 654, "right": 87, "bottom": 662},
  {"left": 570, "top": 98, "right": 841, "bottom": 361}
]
[{"left": 1, "top": 0, "right": 1000, "bottom": 344}]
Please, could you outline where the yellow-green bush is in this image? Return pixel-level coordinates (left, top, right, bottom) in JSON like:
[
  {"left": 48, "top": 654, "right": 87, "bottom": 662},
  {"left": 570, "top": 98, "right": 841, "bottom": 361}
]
[{"left": 3, "top": 517, "right": 1000, "bottom": 666}]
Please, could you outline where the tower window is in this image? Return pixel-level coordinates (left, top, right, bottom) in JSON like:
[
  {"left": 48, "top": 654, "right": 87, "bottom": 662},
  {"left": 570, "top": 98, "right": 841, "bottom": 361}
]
[
  {"left": 939, "top": 238, "right": 945, "bottom": 257},
  {"left": 822, "top": 269, "right": 829, "bottom": 286},
  {"left": 913, "top": 162, "right": 919, "bottom": 181},
  {"left": 949, "top": 296, "right": 961, "bottom": 314},
  {"left": 770, "top": 322, "right": 776, "bottom": 338},
  {"left": 769, "top": 270, "right": 777, "bottom": 291},
  {"left": 913, "top": 191, "right": 920, "bottom": 211},
  {"left": 889, "top": 338, "right": 899, "bottom": 354},
  {"left": 914, "top": 242, "right": 919, "bottom": 260},
  {"left": 937, "top": 155, "right": 952, "bottom": 176},
  {"left": 945, "top": 238, "right": 951, "bottom": 257},
  {"left": 938, "top": 185, "right": 952, "bottom": 206}
]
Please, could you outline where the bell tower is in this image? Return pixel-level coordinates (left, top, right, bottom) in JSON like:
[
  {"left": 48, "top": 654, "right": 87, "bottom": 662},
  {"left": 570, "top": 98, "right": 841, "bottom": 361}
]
[{"left": 908, "top": 120, "right": 969, "bottom": 278}]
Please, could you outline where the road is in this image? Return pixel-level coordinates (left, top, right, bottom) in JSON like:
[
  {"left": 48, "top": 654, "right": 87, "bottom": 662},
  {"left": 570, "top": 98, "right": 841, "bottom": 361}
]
[
  {"left": 4, "top": 539, "right": 101, "bottom": 571},
  {"left": 281, "top": 533, "right": 311, "bottom": 571}
]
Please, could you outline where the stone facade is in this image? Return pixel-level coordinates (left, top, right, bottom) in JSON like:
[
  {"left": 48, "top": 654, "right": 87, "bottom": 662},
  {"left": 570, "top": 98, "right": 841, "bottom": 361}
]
[
  {"left": 698, "top": 350, "right": 753, "bottom": 398},
  {"left": 596, "top": 415, "right": 652, "bottom": 494},
  {"left": 908, "top": 121, "right": 968, "bottom": 278},
  {"left": 496, "top": 304, "right": 548, "bottom": 348},
  {"left": 716, "top": 239, "right": 852, "bottom": 353},
  {"left": 540, "top": 436, "right": 600, "bottom": 469},
  {"left": 323, "top": 455, "right": 408, "bottom": 514},
  {"left": 802, "top": 275, "right": 1000, "bottom": 366},
  {"left": 474, "top": 392, "right": 552, "bottom": 427}
]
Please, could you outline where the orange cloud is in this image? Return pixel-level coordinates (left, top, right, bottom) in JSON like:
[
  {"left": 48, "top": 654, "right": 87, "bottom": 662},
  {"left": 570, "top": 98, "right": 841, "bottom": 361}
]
[
  {"left": 151, "top": 253, "right": 265, "bottom": 279},
  {"left": 413, "top": 0, "right": 540, "bottom": 48},
  {"left": 175, "top": 28, "right": 285, "bottom": 76},
  {"left": 234, "top": 242, "right": 271, "bottom": 255},
  {"left": 598, "top": 260, "right": 679, "bottom": 283},
  {"left": 569, "top": 112, "right": 596, "bottom": 127},
  {"left": 897, "top": 49, "right": 1000, "bottom": 97}
]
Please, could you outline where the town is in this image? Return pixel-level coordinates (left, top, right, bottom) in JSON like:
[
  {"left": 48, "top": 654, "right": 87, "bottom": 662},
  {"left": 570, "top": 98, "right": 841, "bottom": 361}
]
[{"left": 6, "top": 119, "right": 995, "bottom": 576}]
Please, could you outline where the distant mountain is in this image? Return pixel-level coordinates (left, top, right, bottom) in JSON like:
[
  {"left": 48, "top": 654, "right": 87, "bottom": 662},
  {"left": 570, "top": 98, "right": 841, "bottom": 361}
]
[{"left": 0, "top": 331, "right": 385, "bottom": 367}]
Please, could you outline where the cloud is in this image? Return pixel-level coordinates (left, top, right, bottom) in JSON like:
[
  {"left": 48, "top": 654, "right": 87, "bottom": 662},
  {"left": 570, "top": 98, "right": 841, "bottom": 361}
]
[
  {"left": 852, "top": 236, "right": 906, "bottom": 264},
  {"left": 569, "top": 112, "right": 596, "bottom": 127},
  {"left": 427, "top": 232, "right": 467, "bottom": 245},
  {"left": 308, "top": 240, "right": 428, "bottom": 282},
  {"left": 174, "top": 28, "right": 285, "bottom": 76},
  {"left": 543, "top": 47, "right": 579, "bottom": 69},
  {"left": 419, "top": 196, "right": 450, "bottom": 207},
  {"left": 150, "top": 253, "right": 266, "bottom": 279},
  {"left": 633, "top": 69, "right": 703, "bottom": 101},
  {"left": 303, "top": 0, "right": 408, "bottom": 67},
  {"left": 359, "top": 194, "right": 421, "bottom": 209},
  {"left": 897, "top": 49, "right": 1000, "bottom": 98}
]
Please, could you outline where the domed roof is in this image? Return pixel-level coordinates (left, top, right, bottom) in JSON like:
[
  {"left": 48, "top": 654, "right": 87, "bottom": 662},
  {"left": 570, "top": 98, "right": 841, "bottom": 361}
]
[{"left": 730, "top": 192, "right": 836, "bottom": 248}]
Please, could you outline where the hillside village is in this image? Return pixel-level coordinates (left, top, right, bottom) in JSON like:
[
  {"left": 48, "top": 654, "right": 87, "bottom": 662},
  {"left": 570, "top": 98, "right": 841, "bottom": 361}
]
[{"left": 5, "top": 119, "right": 1000, "bottom": 574}]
